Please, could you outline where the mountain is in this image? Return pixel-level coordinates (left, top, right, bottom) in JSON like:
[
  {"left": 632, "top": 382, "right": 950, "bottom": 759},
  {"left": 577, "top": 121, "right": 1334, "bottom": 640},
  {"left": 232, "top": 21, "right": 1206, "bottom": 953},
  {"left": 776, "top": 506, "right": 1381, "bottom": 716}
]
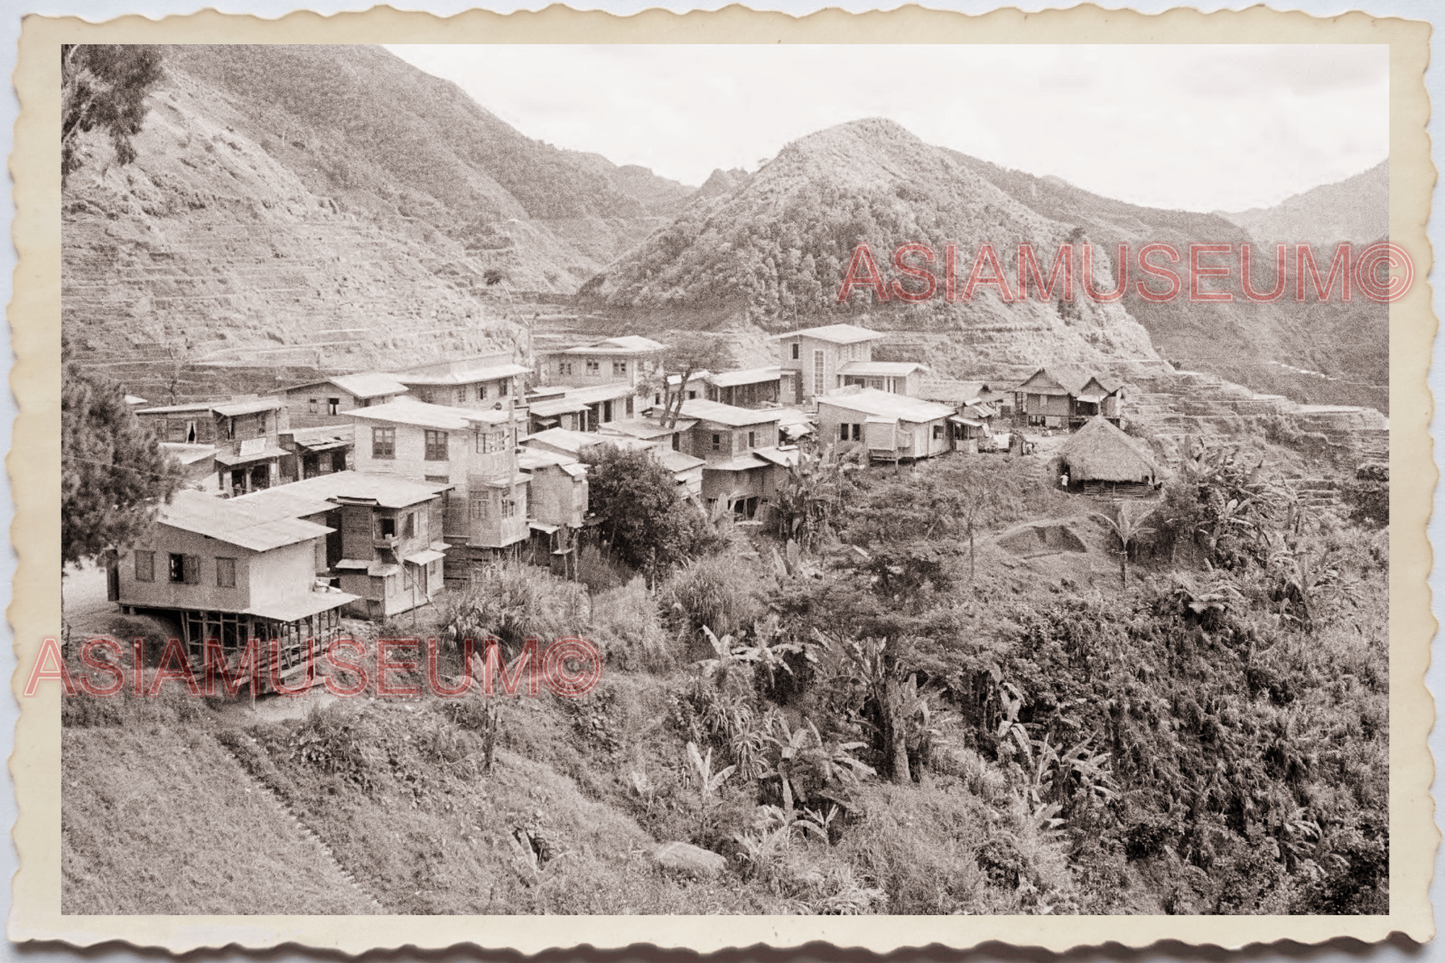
[
  {"left": 588, "top": 118, "right": 1164, "bottom": 377},
  {"left": 61, "top": 44, "right": 692, "bottom": 387},
  {"left": 1219, "top": 161, "right": 1388, "bottom": 247},
  {"left": 951, "top": 154, "right": 1389, "bottom": 412}
]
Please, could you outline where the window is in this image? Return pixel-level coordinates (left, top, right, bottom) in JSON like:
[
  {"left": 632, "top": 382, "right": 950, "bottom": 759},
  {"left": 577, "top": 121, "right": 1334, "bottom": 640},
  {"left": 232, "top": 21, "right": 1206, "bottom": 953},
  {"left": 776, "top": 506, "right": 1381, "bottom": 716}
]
[
  {"left": 747, "top": 430, "right": 756, "bottom": 449},
  {"left": 372, "top": 427, "right": 395, "bottom": 459},
  {"left": 613, "top": 360, "right": 627, "bottom": 376},
  {"left": 456, "top": 388, "right": 467, "bottom": 405},
  {"left": 499, "top": 379, "right": 508, "bottom": 397},
  {"left": 403, "top": 512, "right": 415, "bottom": 538},
  {"left": 258, "top": 412, "right": 268, "bottom": 433},
  {"left": 558, "top": 360, "right": 573, "bottom": 376},
  {"left": 216, "top": 557, "right": 236, "bottom": 588},
  {"left": 813, "top": 349, "right": 825, "bottom": 397},
  {"left": 327, "top": 398, "right": 340, "bottom": 416},
  {"left": 840, "top": 423, "right": 861, "bottom": 442},
  {"left": 791, "top": 342, "right": 800, "bottom": 360},
  {"left": 470, "top": 492, "right": 489, "bottom": 521},
  {"left": 932, "top": 424, "right": 944, "bottom": 440},
  {"left": 168, "top": 553, "right": 186, "bottom": 583},
  {"left": 424, "top": 475, "right": 449, "bottom": 484},
  {"left": 377, "top": 517, "right": 396, "bottom": 539},
  {"left": 478, "top": 384, "right": 488, "bottom": 401},
  {"left": 586, "top": 359, "right": 600, "bottom": 375},
  {"left": 501, "top": 494, "right": 518, "bottom": 519},
  {"left": 476, "top": 429, "right": 506, "bottom": 454},
  {"left": 711, "top": 432, "right": 721, "bottom": 452},
  {"left": 625, "top": 395, "right": 633, "bottom": 417},
  {"left": 424, "top": 430, "right": 448, "bottom": 461},
  {"left": 134, "top": 551, "right": 154, "bottom": 583},
  {"left": 308, "top": 397, "right": 319, "bottom": 414}
]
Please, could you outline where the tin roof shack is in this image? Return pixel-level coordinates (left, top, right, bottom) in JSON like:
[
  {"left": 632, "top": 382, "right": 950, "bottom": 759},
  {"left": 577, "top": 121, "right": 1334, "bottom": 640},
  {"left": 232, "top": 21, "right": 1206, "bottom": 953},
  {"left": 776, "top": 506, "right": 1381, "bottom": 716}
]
[
  {"left": 523, "top": 428, "right": 704, "bottom": 498},
  {"left": 543, "top": 335, "right": 666, "bottom": 391},
  {"left": 817, "top": 388, "right": 955, "bottom": 464},
  {"left": 393, "top": 353, "right": 530, "bottom": 411},
  {"left": 676, "top": 399, "right": 785, "bottom": 519},
  {"left": 770, "top": 323, "right": 886, "bottom": 405},
  {"left": 272, "top": 373, "right": 410, "bottom": 429},
  {"left": 112, "top": 489, "right": 357, "bottom": 689},
  {"left": 839, "top": 361, "right": 929, "bottom": 397},
  {"left": 252, "top": 471, "right": 453, "bottom": 620},
  {"left": 1014, "top": 367, "right": 1126, "bottom": 431},
  {"left": 1054, "top": 416, "right": 1161, "bottom": 497},
  {"left": 517, "top": 449, "right": 590, "bottom": 577},
  {"left": 919, "top": 380, "right": 1007, "bottom": 453},
  {"left": 346, "top": 399, "right": 529, "bottom": 572},
  {"left": 705, "top": 367, "right": 782, "bottom": 409},
  {"left": 279, "top": 425, "right": 353, "bottom": 483},
  {"left": 136, "top": 397, "right": 288, "bottom": 497},
  {"left": 161, "top": 443, "right": 221, "bottom": 493}
]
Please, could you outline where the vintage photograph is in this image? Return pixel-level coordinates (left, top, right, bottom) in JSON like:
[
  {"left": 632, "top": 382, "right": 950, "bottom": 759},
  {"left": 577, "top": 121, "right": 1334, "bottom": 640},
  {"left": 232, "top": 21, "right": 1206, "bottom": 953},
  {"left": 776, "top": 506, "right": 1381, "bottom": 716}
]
[{"left": 56, "top": 40, "right": 1394, "bottom": 918}]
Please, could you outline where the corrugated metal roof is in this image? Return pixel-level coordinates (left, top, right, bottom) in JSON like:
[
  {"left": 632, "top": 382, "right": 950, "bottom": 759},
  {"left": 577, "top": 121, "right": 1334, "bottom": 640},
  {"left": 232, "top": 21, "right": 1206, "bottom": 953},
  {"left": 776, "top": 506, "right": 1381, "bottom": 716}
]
[
  {"left": 528, "top": 395, "right": 593, "bottom": 417},
  {"left": 708, "top": 366, "right": 782, "bottom": 388},
  {"left": 214, "top": 445, "right": 289, "bottom": 467},
  {"left": 524, "top": 428, "right": 650, "bottom": 456},
  {"left": 213, "top": 397, "right": 286, "bottom": 418},
  {"left": 244, "top": 589, "right": 359, "bottom": 623},
  {"left": 330, "top": 372, "right": 411, "bottom": 398},
  {"left": 840, "top": 361, "right": 928, "bottom": 377},
  {"left": 818, "top": 387, "right": 955, "bottom": 423},
  {"left": 267, "top": 470, "right": 453, "bottom": 509},
  {"left": 600, "top": 418, "right": 694, "bottom": 440},
  {"left": 344, "top": 398, "right": 513, "bottom": 430},
  {"left": 767, "top": 323, "right": 885, "bottom": 344},
  {"left": 553, "top": 335, "right": 665, "bottom": 355},
  {"left": 658, "top": 449, "right": 705, "bottom": 473},
  {"left": 159, "top": 490, "right": 333, "bottom": 552},
  {"left": 703, "top": 453, "right": 770, "bottom": 472},
  {"left": 679, "top": 399, "right": 784, "bottom": 428},
  {"left": 555, "top": 382, "right": 637, "bottom": 404},
  {"left": 394, "top": 362, "right": 530, "bottom": 386}
]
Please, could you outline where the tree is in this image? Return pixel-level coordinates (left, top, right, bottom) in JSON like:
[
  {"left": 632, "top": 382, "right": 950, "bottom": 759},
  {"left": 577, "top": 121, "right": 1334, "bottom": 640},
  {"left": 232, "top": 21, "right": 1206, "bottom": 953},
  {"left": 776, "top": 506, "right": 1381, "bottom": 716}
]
[
  {"left": 61, "top": 44, "right": 164, "bottom": 183},
  {"left": 580, "top": 443, "right": 703, "bottom": 576},
  {"left": 1091, "top": 500, "right": 1156, "bottom": 588},
  {"left": 645, "top": 340, "right": 735, "bottom": 429},
  {"left": 62, "top": 362, "right": 185, "bottom": 567}
]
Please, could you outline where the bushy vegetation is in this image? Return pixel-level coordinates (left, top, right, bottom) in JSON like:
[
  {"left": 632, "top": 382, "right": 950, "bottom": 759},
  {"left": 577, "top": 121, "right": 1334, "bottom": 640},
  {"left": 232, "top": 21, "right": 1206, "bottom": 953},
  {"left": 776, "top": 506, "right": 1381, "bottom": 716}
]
[{"left": 62, "top": 434, "right": 1387, "bottom": 916}]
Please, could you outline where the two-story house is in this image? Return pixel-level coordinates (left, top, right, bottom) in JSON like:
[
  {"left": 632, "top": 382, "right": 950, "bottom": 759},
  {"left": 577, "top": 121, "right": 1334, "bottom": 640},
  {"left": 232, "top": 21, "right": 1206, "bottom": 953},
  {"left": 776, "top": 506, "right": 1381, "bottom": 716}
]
[
  {"left": 346, "top": 398, "right": 529, "bottom": 577},
  {"left": 247, "top": 471, "right": 453, "bottom": 620},
  {"left": 111, "top": 488, "right": 357, "bottom": 689},
  {"left": 272, "top": 373, "right": 410, "bottom": 429},
  {"left": 278, "top": 425, "right": 353, "bottom": 483},
  {"left": 816, "top": 387, "right": 955, "bottom": 464},
  {"left": 543, "top": 335, "right": 666, "bottom": 390},
  {"left": 136, "top": 397, "right": 289, "bottom": 496},
  {"left": 770, "top": 323, "right": 887, "bottom": 404},
  {"left": 393, "top": 353, "right": 530, "bottom": 411},
  {"left": 705, "top": 367, "right": 783, "bottom": 408},
  {"left": 674, "top": 399, "right": 786, "bottom": 519},
  {"left": 1014, "top": 367, "right": 1126, "bottom": 430},
  {"left": 516, "top": 448, "right": 589, "bottom": 576}
]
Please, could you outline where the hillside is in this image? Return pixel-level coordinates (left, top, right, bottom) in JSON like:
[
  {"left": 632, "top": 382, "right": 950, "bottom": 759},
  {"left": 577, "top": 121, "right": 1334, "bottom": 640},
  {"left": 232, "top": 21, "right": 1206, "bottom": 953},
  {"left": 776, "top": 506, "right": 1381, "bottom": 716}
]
[
  {"left": 1220, "top": 161, "right": 1389, "bottom": 247},
  {"left": 61, "top": 45, "right": 693, "bottom": 387},
  {"left": 953, "top": 153, "right": 1389, "bottom": 412},
  {"left": 587, "top": 119, "right": 1165, "bottom": 377}
]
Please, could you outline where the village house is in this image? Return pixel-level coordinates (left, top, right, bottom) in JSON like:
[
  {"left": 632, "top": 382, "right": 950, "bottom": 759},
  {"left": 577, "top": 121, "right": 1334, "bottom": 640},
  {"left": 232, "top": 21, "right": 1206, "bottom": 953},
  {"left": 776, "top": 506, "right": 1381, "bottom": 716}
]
[
  {"left": 542, "top": 335, "right": 666, "bottom": 390},
  {"left": 278, "top": 424, "right": 353, "bottom": 483},
  {"left": 770, "top": 323, "right": 887, "bottom": 404},
  {"left": 672, "top": 398, "right": 786, "bottom": 519},
  {"left": 704, "top": 367, "right": 783, "bottom": 408},
  {"left": 160, "top": 443, "right": 221, "bottom": 493},
  {"left": 525, "top": 387, "right": 591, "bottom": 434},
  {"left": 523, "top": 427, "right": 704, "bottom": 497},
  {"left": 516, "top": 448, "right": 589, "bottom": 576},
  {"left": 1013, "top": 367, "right": 1126, "bottom": 431},
  {"left": 271, "top": 373, "right": 410, "bottom": 429},
  {"left": 136, "top": 396, "right": 289, "bottom": 496},
  {"left": 345, "top": 398, "right": 530, "bottom": 575},
  {"left": 1054, "top": 415, "right": 1161, "bottom": 496},
  {"left": 110, "top": 488, "right": 357, "bottom": 687},
  {"left": 393, "top": 353, "right": 530, "bottom": 411},
  {"left": 839, "top": 360, "right": 929, "bottom": 397},
  {"left": 245, "top": 471, "right": 453, "bottom": 620},
  {"left": 919, "top": 380, "right": 1009, "bottom": 452},
  {"left": 816, "top": 387, "right": 955, "bottom": 463}
]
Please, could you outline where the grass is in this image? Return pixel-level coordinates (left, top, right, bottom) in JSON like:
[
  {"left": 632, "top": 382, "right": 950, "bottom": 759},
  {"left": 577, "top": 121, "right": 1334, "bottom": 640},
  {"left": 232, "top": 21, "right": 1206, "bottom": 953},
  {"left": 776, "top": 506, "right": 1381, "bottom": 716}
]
[{"left": 61, "top": 725, "right": 371, "bottom": 915}]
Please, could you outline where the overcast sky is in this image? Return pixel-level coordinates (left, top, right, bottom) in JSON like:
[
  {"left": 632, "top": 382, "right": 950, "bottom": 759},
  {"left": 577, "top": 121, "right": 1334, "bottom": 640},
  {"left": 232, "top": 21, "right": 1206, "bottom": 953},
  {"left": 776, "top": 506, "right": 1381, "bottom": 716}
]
[{"left": 385, "top": 44, "right": 1388, "bottom": 213}]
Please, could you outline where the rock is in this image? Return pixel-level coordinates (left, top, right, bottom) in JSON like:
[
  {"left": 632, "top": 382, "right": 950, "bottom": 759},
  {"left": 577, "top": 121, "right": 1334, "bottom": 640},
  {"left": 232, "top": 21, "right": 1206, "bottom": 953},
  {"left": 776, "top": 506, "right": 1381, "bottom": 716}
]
[{"left": 652, "top": 841, "right": 726, "bottom": 879}]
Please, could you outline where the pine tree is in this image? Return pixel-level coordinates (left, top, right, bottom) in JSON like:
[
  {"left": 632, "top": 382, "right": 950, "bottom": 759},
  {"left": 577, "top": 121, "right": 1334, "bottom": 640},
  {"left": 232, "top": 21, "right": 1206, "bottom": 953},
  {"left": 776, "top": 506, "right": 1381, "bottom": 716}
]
[
  {"left": 62, "top": 362, "right": 185, "bottom": 567},
  {"left": 61, "top": 44, "right": 164, "bottom": 183}
]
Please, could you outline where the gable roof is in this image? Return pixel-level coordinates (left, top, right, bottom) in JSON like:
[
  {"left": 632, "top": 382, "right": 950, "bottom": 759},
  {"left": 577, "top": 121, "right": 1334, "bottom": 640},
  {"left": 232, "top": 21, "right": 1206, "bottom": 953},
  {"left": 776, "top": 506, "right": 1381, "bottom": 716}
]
[
  {"left": 1016, "top": 366, "right": 1122, "bottom": 398},
  {"left": 553, "top": 335, "right": 666, "bottom": 356},
  {"left": 1057, "top": 416, "right": 1159, "bottom": 482},
  {"left": 246, "top": 470, "right": 452, "bottom": 510},
  {"left": 920, "top": 380, "right": 988, "bottom": 405},
  {"left": 138, "top": 397, "right": 285, "bottom": 418},
  {"left": 817, "top": 387, "right": 954, "bottom": 423},
  {"left": 522, "top": 428, "right": 651, "bottom": 457},
  {"left": 344, "top": 397, "right": 513, "bottom": 430},
  {"left": 768, "top": 323, "right": 885, "bottom": 345},
  {"left": 708, "top": 366, "right": 781, "bottom": 388},
  {"left": 279, "top": 373, "right": 410, "bottom": 399},
  {"left": 393, "top": 362, "right": 530, "bottom": 386},
  {"left": 678, "top": 398, "right": 784, "bottom": 428}
]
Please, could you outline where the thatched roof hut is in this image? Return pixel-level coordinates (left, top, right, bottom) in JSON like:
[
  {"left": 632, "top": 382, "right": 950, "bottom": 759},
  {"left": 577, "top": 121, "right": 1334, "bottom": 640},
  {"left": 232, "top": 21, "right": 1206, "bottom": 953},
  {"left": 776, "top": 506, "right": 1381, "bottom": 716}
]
[{"left": 1055, "top": 416, "right": 1160, "bottom": 493}]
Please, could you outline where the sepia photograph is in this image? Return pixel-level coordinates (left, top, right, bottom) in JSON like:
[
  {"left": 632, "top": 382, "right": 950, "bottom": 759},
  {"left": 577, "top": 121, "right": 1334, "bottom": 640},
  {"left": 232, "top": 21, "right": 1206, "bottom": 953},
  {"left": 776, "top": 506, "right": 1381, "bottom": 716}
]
[{"left": 53, "top": 37, "right": 1399, "bottom": 921}]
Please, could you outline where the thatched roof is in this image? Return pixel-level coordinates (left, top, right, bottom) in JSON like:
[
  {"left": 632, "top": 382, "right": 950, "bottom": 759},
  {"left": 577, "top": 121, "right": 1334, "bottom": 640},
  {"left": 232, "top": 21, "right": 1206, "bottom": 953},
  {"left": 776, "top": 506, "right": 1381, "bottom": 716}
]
[{"left": 1057, "top": 416, "right": 1158, "bottom": 482}]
